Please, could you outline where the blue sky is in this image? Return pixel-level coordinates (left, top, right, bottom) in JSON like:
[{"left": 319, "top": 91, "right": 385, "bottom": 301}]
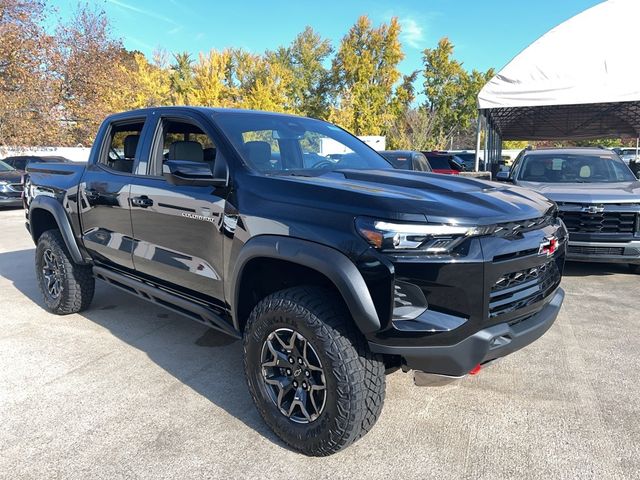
[{"left": 52, "top": 0, "right": 603, "bottom": 75}]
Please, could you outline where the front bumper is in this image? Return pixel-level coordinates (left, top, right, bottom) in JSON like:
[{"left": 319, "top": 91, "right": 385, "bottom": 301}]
[
  {"left": 567, "top": 240, "right": 640, "bottom": 264},
  {"left": 370, "top": 288, "right": 564, "bottom": 377}
]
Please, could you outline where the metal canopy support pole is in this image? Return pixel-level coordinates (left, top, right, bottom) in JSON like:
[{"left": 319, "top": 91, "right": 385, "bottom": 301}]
[
  {"left": 636, "top": 137, "right": 639, "bottom": 160},
  {"left": 490, "top": 127, "right": 494, "bottom": 167},
  {"left": 497, "top": 130, "right": 502, "bottom": 171},
  {"left": 483, "top": 116, "right": 488, "bottom": 171},
  {"left": 474, "top": 112, "right": 482, "bottom": 171}
]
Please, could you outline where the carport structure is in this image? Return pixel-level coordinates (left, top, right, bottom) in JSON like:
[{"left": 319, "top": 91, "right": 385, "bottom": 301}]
[{"left": 475, "top": 0, "right": 640, "bottom": 171}]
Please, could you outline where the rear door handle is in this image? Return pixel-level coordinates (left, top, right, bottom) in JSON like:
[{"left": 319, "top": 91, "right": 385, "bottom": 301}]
[{"left": 131, "top": 195, "right": 153, "bottom": 208}]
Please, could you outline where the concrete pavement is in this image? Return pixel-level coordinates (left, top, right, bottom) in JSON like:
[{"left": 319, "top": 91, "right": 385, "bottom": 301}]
[{"left": 0, "top": 207, "right": 638, "bottom": 479}]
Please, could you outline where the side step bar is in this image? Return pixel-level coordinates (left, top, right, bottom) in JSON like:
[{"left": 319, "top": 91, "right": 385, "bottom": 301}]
[{"left": 93, "top": 266, "right": 241, "bottom": 339}]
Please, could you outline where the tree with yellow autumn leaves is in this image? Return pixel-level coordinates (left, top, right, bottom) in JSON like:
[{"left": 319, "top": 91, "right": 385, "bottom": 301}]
[{"left": 0, "top": 0, "right": 492, "bottom": 150}]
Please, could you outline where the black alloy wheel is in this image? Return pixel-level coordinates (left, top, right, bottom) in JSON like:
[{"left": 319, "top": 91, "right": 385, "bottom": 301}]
[
  {"left": 41, "top": 248, "right": 62, "bottom": 299},
  {"left": 260, "top": 328, "right": 327, "bottom": 423}
]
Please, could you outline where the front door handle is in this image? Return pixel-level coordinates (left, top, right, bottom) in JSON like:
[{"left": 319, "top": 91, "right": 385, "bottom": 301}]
[
  {"left": 131, "top": 195, "right": 153, "bottom": 208},
  {"left": 84, "top": 188, "right": 99, "bottom": 200}
]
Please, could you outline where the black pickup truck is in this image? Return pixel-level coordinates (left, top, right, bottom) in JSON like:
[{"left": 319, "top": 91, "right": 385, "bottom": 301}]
[{"left": 24, "top": 107, "right": 566, "bottom": 456}]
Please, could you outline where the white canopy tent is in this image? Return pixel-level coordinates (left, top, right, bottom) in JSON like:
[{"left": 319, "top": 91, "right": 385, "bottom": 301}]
[{"left": 475, "top": 0, "right": 640, "bottom": 171}]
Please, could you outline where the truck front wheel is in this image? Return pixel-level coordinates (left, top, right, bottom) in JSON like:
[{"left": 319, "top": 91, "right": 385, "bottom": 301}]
[
  {"left": 243, "top": 286, "right": 385, "bottom": 456},
  {"left": 35, "top": 229, "right": 95, "bottom": 314}
]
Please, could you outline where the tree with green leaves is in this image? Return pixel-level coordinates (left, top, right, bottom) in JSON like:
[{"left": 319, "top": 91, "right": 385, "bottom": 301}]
[
  {"left": 422, "top": 37, "right": 494, "bottom": 149},
  {"left": 269, "top": 27, "right": 333, "bottom": 119},
  {"left": 330, "top": 16, "right": 404, "bottom": 135},
  {"left": 230, "top": 49, "right": 293, "bottom": 112}
]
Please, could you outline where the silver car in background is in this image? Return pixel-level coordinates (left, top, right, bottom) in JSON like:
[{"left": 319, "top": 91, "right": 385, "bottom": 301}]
[{"left": 497, "top": 148, "right": 640, "bottom": 272}]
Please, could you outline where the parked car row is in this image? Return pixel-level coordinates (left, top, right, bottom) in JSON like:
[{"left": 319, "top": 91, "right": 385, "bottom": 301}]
[
  {"left": 380, "top": 150, "right": 466, "bottom": 174},
  {"left": 0, "top": 156, "right": 71, "bottom": 207},
  {"left": 381, "top": 146, "right": 640, "bottom": 273}
]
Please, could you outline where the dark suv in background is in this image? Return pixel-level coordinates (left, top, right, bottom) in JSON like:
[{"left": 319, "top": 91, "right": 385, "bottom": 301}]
[
  {"left": 379, "top": 150, "right": 432, "bottom": 171},
  {"left": 422, "top": 151, "right": 466, "bottom": 174},
  {"left": 0, "top": 159, "right": 24, "bottom": 207},
  {"left": 2, "top": 155, "right": 70, "bottom": 171}
]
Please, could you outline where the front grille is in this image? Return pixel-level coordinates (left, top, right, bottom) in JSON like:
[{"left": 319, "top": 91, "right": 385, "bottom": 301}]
[
  {"left": 493, "top": 215, "right": 554, "bottom": 238},
  {"left": 489, "top": 261, "right": 560, "bottom": 318},
  {"left": 568, "top": 245, "right": 625, "bottom": 256},
  {"left": 559, "top": 210, "right": 637, "bottom": 234}
]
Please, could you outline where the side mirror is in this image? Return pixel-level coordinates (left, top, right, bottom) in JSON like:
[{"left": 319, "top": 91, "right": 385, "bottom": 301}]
[
  {"left": 495, "top": 171, "right": 512, "bottom": 182},
  {"left": 163, "top": 160, "right": 228, "bottom": 187}
]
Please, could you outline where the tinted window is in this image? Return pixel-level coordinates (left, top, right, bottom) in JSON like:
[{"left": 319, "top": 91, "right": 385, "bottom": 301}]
[
  {"left": 414, "top": 153, "right": 432, "bottom": 172},
  {"left": 425, "top": 156, "right": 450, "bottom": 169},
  {"left": 150, "top": 118, "right": 217, "bottom": 176},
  {"left": 215, "top": 113, "right": 391, "bottom": 174},
  {"left": 0, "top": 160, "right": 15, "bottom": 172},
  {"left": 518, "top": 153, "right": 636, "bottom": 183},
  {"left": 5, "top": 157, "right": 27, "bottom": 170},
  {"left": 382, "top": 153, "right": 412, "bottom": 170},
  {"left": 102, "top": 120, "right": 146, "bottom": 173},
  {"left": 451, "top": 157, "right": 465, "bottom": 171}
]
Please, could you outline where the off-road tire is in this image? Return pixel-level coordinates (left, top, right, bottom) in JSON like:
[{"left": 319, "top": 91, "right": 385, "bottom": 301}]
[
  {"left": 243, "top": 286, "right": 385, "bottom": 456},
  {"left": 35, "top": 229, "right": 95, "bottom": 314}
]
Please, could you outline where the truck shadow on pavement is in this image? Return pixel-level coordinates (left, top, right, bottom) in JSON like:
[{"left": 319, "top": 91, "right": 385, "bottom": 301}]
[
  {"left": 563, "top": 260, "right": 633, "bottom": 277},
  {"left": 0, "top": 248, "right": 291, "bottom": 451}
]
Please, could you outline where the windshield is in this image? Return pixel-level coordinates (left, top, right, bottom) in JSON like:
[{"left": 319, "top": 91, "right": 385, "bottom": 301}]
[
  {"left": 518, "top": 153, "right": 636, "bottom": 183},
  {"left": 214, "top": 112, "right": 392, "bottom": 174},
  {"left": 620, "top": 149, "right": 639, "bottom": 156},
  {"left": 0, "top": 160, "right": 15, "bottom": 172}
]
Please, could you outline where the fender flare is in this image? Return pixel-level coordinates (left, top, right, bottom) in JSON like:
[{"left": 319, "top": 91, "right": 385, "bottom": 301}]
[
  {"left": 29, "top": 196, "right": 88, "bottom": 264},
  {"left": 230, "top": 235, "right": 381, "bottom": 334}
]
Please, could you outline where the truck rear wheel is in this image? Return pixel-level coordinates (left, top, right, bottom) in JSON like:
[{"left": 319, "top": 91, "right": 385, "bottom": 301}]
[
  {"left": 243, "top": 286, "right": 385, "bottom": 456},
  {"left": 35, "top": 229, "right": 95, "bottom": 314}
]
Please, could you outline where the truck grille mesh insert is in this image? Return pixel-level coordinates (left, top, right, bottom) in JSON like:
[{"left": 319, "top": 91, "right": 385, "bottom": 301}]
[
  {"left": 559, "top": 211, "right": 637, "bottom": 234},
  {"left": 489, "top": 261, "right": 560, "bottom": 318},
  {"left": 567, "top": 245, "right": 625, "bottom": 256}
]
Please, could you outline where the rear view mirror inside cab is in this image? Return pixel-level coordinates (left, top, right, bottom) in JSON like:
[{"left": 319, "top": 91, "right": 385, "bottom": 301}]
[{"left": 272, "top": 123, "right": 305, "bottom": 140}]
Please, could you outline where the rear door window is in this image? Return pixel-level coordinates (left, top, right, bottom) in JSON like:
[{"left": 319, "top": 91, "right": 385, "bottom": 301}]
[{"left": 100, "top": 120, "right": 147, "bottom": 174}]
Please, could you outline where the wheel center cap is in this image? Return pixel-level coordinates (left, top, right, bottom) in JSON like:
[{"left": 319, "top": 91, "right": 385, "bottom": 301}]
[{"left": 293, "top": 368, "right": 302, "bottom": 377}]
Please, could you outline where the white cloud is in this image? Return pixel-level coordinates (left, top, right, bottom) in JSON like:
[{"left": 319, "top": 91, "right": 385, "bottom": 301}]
[
  {"left": 399, "top": 17, "right": 425, "bottom": 49},
  {"left": 107, "top": 0, "right": 179, "bottom": 26}
]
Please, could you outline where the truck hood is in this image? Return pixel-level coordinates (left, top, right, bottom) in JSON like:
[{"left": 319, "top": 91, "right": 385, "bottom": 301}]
[
  {"left": 518, "top": 180, "right": 640, "bottom": 204},
  {"left": 260, "top": 169, "right": 555, "bottom": 224}
]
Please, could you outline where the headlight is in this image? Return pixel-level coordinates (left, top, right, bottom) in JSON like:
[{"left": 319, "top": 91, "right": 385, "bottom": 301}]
[
  {"left": 0, "top": 180, "right": 9, "bottom": 192},
  {"left": 355, "top": 217, "right": 494, "bottom": 253}
]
